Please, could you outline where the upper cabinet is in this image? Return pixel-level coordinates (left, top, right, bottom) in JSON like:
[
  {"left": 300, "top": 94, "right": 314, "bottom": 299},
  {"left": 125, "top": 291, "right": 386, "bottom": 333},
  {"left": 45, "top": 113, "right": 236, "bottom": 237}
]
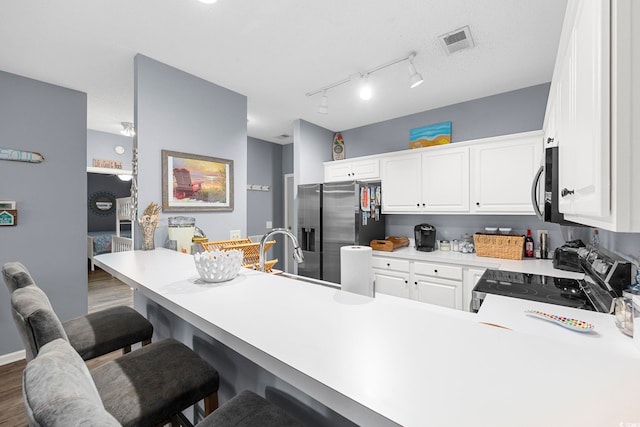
[
  {"left": 470, "top": 132, "right": 542, "bottom": 214},
  {"left": 324, "top": 158, "right": 380, "bottom": 182},
  {"left": 552, "top": 0, "right": 610, "bottom": 218},
  {"left": 380, "top": 131, "right": 541, "bottom": 215},
  {"left": 380, "top": 146, "right": 469, "bottom": 213},
  {"left": 545, "top": 0, "right": 640, "bottom": 232}
]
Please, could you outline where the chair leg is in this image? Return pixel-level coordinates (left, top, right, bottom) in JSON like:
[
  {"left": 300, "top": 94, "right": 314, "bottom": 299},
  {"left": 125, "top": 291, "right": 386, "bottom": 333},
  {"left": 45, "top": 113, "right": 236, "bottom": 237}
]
[
  {"left": 142, "top": 338, "right": 152, "bottom": 346},
  {"left": 204, "top": 392, "right": 218, "bottom": 415},
  {"left": 123, "top": 345, "right": 132, "bottom": 354}
]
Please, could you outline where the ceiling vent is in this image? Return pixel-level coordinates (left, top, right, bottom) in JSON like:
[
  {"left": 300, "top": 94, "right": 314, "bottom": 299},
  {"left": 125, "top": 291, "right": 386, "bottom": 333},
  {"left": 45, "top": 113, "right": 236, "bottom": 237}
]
[
  {"left": 274, "top": 133, "right": 291, "bottom": 140},
  {"left": 438, "top": 26, "right": 475, "bottom": 55}
]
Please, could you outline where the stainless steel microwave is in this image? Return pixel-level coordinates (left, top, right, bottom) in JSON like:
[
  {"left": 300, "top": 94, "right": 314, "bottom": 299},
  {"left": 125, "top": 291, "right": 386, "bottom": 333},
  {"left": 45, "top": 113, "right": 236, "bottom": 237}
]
[{"left": 531, "top": 144, "right": 581, "bottom": 225}]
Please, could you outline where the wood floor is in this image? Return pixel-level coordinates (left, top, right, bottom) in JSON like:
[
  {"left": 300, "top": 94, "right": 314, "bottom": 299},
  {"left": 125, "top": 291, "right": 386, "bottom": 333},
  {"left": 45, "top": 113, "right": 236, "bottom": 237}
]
[{"left": 0, "top": 268, "right": 134, "bottom": 427}]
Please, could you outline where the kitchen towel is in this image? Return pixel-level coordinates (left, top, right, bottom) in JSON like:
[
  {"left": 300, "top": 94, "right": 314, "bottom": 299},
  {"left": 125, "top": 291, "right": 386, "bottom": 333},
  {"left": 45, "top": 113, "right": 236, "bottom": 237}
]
[{"left": 340, "top": 245, "right": 374, "bottom": 297}]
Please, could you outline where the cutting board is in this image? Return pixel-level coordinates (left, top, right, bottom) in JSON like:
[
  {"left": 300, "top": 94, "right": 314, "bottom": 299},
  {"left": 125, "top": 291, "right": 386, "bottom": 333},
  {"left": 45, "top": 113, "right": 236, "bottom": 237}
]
[{"left": 370, "top": 236, "right": 410, "bottom": 252}]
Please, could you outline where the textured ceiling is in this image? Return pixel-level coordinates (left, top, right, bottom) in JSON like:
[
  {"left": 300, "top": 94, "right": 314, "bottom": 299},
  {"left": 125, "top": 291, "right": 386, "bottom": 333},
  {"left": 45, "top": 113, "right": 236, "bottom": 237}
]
[{"left": 0, "top": 0, "right": 567, "bottom": 144}]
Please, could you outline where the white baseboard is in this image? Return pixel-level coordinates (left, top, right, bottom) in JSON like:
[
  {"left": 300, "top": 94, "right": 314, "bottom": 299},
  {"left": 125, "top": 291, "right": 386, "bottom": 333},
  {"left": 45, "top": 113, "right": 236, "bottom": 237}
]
[{"left": 0, "top": 349, "right": 26, "bottom": 366}]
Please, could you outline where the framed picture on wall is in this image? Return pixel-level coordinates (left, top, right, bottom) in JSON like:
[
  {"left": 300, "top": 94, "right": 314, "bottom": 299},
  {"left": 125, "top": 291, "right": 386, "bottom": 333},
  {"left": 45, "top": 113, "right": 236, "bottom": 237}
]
[{"left": 161, "top": 150, "right": 234, "bottom": 212}]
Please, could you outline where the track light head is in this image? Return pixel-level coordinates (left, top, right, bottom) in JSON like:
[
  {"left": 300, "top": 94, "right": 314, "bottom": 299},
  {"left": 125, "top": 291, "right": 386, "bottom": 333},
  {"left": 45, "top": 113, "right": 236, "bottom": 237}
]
[
  {"left": 318, "top": 91, "right": 328, "bottom": 114},
  {"left": 359, "top": 75, "right": 372, "bottom": 101},
  {"left": 407, "top": 54, "right": 424, "bottom": 88}
]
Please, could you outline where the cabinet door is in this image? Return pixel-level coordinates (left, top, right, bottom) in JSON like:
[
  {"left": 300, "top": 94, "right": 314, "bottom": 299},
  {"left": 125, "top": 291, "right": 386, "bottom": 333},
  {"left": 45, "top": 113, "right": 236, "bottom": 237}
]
[
  {"left": 411, "top": 275, "right": 462, "bottom": 310},
  {"left": 381, "top": 154, "right": 421, "bottom": 213},
  {"left": 421, "top": 147, "right": 469, "bottom": 212},
  {"left": 470, "top": 135, "right": 542, "bottom": 213},
  {"left": 351, "top": 159, "right": 380, "bottom": 180},
  {"left": 324, "top": 162, "right": 353, "bottom": 182},
  {"left": 557, "top": 0, "right": 610, "bottom": 217},
  {"left": 462, "top": 268, "right": 486, "bottom": 312},
  {"left": 374, "top": 269, "right": 410, "bottom": 298}
]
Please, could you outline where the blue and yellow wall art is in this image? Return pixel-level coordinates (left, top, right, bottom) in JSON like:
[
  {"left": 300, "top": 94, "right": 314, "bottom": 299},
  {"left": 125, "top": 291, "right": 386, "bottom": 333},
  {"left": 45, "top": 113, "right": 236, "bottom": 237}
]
[{"left": 409, "top": 121, "right": 452, "bottom": 148}]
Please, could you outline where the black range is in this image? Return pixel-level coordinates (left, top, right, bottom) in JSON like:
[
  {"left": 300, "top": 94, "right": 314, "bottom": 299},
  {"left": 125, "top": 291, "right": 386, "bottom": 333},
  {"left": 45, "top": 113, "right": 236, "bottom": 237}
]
[{"left": 471, "top": 245, "right": 633, "bottom": 314}]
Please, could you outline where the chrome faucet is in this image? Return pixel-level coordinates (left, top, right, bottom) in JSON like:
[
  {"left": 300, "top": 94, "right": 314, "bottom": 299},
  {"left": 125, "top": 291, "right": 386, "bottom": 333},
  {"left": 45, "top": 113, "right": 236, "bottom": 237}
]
[{"left": 259, "top": 228, "right": 304, "bottom": 272}]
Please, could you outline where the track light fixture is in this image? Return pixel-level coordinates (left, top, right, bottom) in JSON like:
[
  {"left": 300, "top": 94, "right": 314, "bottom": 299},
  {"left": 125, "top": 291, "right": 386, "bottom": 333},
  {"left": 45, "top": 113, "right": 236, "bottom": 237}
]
[
  {"left": 306, "top": 52, "right": 423, "bottom": 113},
  {"left": 407, "top": 53, "right": 424, "bottom": 88},
  {"left": 120, "top": 122, "right": 135, "bottom": 137},
  {"left": 318, "top": 90, "right": 328, "bottom": 114}
]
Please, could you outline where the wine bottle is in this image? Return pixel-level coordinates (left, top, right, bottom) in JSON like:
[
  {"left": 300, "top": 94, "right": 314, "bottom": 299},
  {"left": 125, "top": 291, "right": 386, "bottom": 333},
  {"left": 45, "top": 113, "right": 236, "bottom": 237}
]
[{"left": 525, "top": 229, "right": 534, "bottom": 258}]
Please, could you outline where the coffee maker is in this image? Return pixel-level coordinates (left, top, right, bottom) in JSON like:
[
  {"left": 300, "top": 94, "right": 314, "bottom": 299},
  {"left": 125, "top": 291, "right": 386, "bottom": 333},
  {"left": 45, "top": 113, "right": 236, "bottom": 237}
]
[{"left": 414, "top": 224, "right": 437, "bottom": 252}]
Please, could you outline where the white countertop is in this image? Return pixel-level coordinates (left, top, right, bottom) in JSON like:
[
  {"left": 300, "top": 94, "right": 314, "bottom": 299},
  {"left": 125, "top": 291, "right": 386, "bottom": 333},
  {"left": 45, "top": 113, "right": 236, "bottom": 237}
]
[
  {"left": 477, "top": 294, "right": 639, "bottom": 357},
  {"left": 95, "top": 249, "right": 640, "bottom": 427},
  {"left": 373, "top": 246, "right": 585, "bottom": 279}
]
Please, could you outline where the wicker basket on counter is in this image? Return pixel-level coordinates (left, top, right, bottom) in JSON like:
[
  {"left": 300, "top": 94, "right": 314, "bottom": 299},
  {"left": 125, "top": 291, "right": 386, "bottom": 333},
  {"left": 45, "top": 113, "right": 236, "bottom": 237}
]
[{"left": 473, "top": 233, "right": 525, "bottom": 260}]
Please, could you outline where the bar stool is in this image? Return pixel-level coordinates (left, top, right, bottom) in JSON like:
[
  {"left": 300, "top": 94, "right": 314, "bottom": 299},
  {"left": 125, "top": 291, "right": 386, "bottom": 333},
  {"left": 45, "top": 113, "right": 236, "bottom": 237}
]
[
  {"left": 23, "top": 339, "right": 300, "bottom": 427},
  {"left": 3, "top": 261, "right": 153, "bottom": 361}
]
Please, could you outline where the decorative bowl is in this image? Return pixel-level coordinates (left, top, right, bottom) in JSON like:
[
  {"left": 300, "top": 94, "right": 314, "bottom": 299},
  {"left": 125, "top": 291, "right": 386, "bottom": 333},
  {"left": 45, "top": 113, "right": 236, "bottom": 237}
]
[{"left": 194, "top": 249, "right": 243, "bottom": 282}]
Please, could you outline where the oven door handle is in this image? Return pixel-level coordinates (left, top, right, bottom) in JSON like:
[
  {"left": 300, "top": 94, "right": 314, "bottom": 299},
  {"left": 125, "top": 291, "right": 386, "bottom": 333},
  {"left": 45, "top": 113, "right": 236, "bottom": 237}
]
[{"left": 530, "top": 165, "right": 544, "bottom": 220}]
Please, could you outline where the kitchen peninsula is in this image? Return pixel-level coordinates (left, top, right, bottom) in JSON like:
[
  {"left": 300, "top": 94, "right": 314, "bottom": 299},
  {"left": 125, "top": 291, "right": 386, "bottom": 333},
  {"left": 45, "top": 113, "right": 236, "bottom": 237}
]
[{"left": 95, "top": 249, "right": 640, "bottom": 427}]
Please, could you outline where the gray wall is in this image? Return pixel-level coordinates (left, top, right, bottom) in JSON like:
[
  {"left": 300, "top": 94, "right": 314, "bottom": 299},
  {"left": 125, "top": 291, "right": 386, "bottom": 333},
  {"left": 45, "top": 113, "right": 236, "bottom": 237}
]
[
  {"left": 87, "top": 129, "right": 133, "bottom": 170},
  {"left": 339, "top": 83, "right": 551, "bottom": 157},
  {"left": 134, "top": 55, "right": 247, "bottom": 245},
  {"left": 0, "top": 70, "right": 87, "bottom": 356},
  {"left": 247, "top": 137, "right": 284, "bottom": 261},
  {"left": 294, "top": 119, "right": 334, "bottom": 185}
]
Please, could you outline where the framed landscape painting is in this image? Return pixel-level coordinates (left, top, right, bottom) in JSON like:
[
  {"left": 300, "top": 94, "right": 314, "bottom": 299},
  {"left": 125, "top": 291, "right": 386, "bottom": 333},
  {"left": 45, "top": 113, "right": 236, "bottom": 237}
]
[
  {"left": 409, "top": 121, "right": 452, "bottom": 149},
  {"left": 161, "top": 150, "right": 234, "bottom": 212}
]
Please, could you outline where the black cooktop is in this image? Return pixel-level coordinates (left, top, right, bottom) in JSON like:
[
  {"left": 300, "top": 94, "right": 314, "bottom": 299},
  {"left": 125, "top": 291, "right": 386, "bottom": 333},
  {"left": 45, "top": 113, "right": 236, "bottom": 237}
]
[{"left": 473, "top": 269, "right": 594, "bottom": 311}]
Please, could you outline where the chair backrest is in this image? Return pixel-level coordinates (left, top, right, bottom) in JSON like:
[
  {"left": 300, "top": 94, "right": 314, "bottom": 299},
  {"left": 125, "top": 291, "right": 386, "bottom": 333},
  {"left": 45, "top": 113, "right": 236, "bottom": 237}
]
[
  {"left": 2, "top": 261, "right": 36, "bottom": 293},
  {"left": 11, "top": 286, "right": 68, "bottom": 362},
  {"left": 22, "top": 338, "right": 120, "bottom": 427}
]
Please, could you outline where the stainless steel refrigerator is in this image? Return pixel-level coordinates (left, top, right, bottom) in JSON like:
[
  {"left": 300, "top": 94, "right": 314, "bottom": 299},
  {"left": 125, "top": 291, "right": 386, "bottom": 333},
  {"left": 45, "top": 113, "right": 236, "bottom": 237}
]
[{"left": 297, "top": 181, "right": 385, "bottom": 283}]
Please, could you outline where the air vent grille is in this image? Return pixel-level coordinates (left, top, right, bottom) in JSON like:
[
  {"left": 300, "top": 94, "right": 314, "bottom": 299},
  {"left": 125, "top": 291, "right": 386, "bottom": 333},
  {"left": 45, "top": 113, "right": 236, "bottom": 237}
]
[{"left": 438, "top": 25, "right": 475, "bottom": 55}]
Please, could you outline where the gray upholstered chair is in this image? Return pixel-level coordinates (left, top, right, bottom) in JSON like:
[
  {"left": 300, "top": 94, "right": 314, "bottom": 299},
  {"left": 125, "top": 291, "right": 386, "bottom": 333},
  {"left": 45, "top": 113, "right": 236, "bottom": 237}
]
[
  {"left": 3, "top": 261, "right": 153, "bottom": 361},
  {"left": 23, "top": 339, "right": 302, "bottom": 427},
  {"left": 196, "top": 390, "right": 303, "bottom": 427}
]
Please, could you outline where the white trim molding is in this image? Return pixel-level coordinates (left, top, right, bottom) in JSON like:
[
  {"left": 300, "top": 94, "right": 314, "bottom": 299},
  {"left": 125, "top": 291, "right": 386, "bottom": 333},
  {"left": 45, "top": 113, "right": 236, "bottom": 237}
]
[{"left": 0, "top": 349, "right": 26, "bottom": 366}]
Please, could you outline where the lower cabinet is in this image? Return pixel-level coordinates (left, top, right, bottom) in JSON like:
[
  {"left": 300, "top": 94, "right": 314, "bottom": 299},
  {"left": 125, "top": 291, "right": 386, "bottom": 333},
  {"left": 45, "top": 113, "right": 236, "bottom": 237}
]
[
  {"left": 411, "top": 275, "right": 462, "bottom": 310},
  {"left": 372, "top": 256, "right": 464, "bottom": 311}
]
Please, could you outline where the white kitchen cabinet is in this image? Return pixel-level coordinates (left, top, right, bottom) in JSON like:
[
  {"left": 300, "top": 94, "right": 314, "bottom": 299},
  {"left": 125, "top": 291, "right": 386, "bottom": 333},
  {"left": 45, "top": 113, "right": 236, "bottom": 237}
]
[
  {"left": 470, "top": 132, "right": 542, "bottom": 214},
  {"left": 544, "top": 0, "right": 640, "bottom": 232},
  {"left": 380, "top": 153, "right": 422, "bottom": 212},
  {"left": 324, "top": 158, "right": 380, "bottom": 183},
  {"left": 381, "top": 146, "right": 469, "bottom": 213},
  {"left": 411, "top": 275, "right": 462, "bottom": 310},
  {"left": 421, "top": 146, "right": 469, "bottom": 212},
  {"left": 462, "top": 268, "right": 486, "bottom": 312},
  {"left": 372, "top": 256, "right": 411, "bottom": 298},
  {"left": 411, "top": 261, "right": 463, "bottom": 310},
  {"left": 553, "top": 0, "right": 610, "bottom": 218},
  {"left": 374, "top": 270, "right": 410, "bottom": 298}
]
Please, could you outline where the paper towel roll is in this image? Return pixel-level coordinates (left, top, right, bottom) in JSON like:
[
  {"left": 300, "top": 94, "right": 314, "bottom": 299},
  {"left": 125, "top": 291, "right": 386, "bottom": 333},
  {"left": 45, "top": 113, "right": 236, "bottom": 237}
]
[{"left": 340, "top": 245, "right": 374, "bottom": 297}]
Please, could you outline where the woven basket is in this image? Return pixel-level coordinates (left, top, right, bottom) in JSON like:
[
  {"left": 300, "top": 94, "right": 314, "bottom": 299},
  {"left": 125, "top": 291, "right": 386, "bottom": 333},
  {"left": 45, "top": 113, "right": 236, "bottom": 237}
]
[{"left": 473, "top": 233, "right": 525, "bottom": 260}]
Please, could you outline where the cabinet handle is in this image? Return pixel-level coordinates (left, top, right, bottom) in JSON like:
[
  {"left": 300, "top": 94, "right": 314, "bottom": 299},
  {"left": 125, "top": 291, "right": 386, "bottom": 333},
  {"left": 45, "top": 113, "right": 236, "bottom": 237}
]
[
  {"left": 416, "top": 203, "right": 420, "bottom": 207},
  {"left": 386, "top": 263, "right": 390, "bottom": 267},
  {"left": 404, "top": 280, "right": 408, "bottom": 284},
  {"left": 422, "top": 203, "right": 426, "bottom": 207},
  {"left": 561, "top": 188, "right": 574, "bottom": 197},
  {"left": 476, "top": 202, "right": 480, "bottom": 206},
  {"left": 434, "top": 269, "right": 438, "bottom": 274},
  {"left": 546, "top": 137, "right": 555, "bottom": 145}
]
